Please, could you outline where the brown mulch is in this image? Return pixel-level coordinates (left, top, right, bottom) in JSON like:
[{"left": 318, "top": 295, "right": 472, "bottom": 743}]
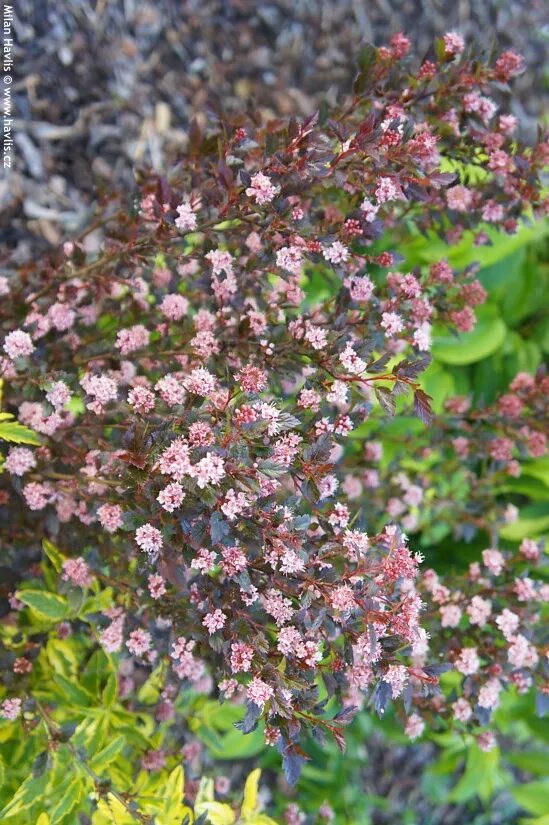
[{"left": 4, "top": 0, "right": 548, "bottom": 260}]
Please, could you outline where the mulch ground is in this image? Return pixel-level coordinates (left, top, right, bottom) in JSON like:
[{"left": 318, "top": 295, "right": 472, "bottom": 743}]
[{"left": 3, "top": 0, "right": 548, "bottom": 260}]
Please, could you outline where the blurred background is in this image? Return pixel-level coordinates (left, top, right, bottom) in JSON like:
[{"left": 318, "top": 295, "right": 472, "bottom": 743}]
[{"left": 3, "top": 0, "right": 548, "bottom": 261}]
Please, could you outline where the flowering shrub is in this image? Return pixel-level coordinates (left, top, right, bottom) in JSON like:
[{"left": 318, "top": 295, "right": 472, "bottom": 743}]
[{"left": 1, "top": 35, "right": 547, "bottom": 794}]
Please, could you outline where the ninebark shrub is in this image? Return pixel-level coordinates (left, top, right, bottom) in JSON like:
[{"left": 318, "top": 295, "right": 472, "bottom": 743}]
[{"left": 1, "top": 35, "right": 547, "bottom": 785}]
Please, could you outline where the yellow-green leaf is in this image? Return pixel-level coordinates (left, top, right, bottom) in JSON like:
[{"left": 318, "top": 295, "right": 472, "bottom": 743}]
[
  {"left": 42, "top": 539, "right": 65, "bottom": 573},
  {"left": 164, "top": 765, "right": 185, "bottom": 810},
  {"left": 89, "top": 736, "right": 126, "bottom": 772},
  {"left": 194, "top": 802, "right": 235, "bottom": 825},
  {"left": 49, "top": 777, "right": 84, "bottom": 824},
  {"left": 241, "top": 770, "right": 261, "bottom": 819},
  {"left": 0, "top": 418, "right": 42, "bottom": 445},
  {"left": 36, "top": 815, "right": 50, "bottom": 825},
  {"left": 17, "top": 590, "right": 69, "bottom": 622}
]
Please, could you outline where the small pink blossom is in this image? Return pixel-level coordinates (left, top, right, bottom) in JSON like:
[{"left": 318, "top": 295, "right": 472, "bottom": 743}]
[
  {"left": 5, "top": 447, "right": 36, "bottom": 476},
  {"left": 246, "top": 677, "right": 274, "bottom": 708},
  {"left": 62, "top": 557, "right": 93, "bottom": 588},
  {"left": 97, "top": 503, "right": 124, "bottom": 533},
  {"left": 3, "top": 330, "right": 34, "bottom": 360},
  {"left": 126, "top": 629, "right": 152, "bottom": 657},
  {"left": 443, "top": 32, "right": 465, "bottom": 56},
  {"left": 1, "top": 698, "right": 22, "bottom": 720},
  {"left": 175, "top": 199, "right": 198, "bottom": 232},
  {"left": 157, "top": 482, "right": 185, "bottom": 512},
  {"left": 202, "top": 608, "right": 227, "bottom": 635},
  {"left": 405, "top": 713, "right": 425, "bottom": 740},
  {"left": 246, "top": 172, "right": 279, "bottom": 205},
  {"left": 135, "top": 524, "right": 163, "bottom": 554}
]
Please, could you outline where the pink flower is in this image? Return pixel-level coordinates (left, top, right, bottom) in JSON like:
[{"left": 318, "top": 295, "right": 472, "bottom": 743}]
[
  {"left": 236, "top": 365, "right": 268, "bottom": 393},
  {"left": 175, "top": 199, "right": 198, "bottom": 232},
  {"left": 148, "top": 574, "right": 167, "bottom": 600},
  {"left": 383, "top": 664, "right": 408, "bottom": 698},
  {"left": 443, "top": 32, "right": 465, "bottom": 57},
  {"left": 478, "top": 678, "right": 502, "bottom": 710},
  {"left": 221, "top": 489, "right": 250, "bottom": 521},
  {"left": 455, "top": 646, "right": 480, "bottom": 675},
  {"left": 263, "top": 589, "right": 294, "bottom": 625},
  {"left": 202, "top": 608, "right": 227, "bottom": 635},
  {"left": 413, "top": 322, "right": 431, "bottom": 351},
  {"left": 23, "top": 482, "right": 55, "bottom": 511},
  {"left": 3, "top": 330, "right": 34, "bottom": 360},
  {"left": 452, "top": 697, "right": 472, "bottom": 722},
  {"left": 246, "top": 677, "right": 274, "bottom": 708},
  {"left": 507, "top": 634, "right": 539, "bottom": 669},
  {"left": 440, "top": 604, "right": 462, "bottom": 628},
  {"left": 183, "top": 367, "right": 217, "bottom": 397},
  {"left": 62, "top": 558, "right": 93, "bottom": 588},
  {"left": 191, "top": 547, "right": 218, "bottom": 573},
  {"left": 375, "top": 177, "right": 402, "bottom": 203},
  {"left": 323, "top": 241, "right": 349, "bottom": 264},
  {"left": 126, "top": 628, "right": 152, "bottom": 657},
  {"left": 519, "top": 538, "right": 540, "bottom": 561},
  {"left": 5, "top": 447, "right": 36, "bottom": 476},
  {"left": 46, "top": 381, "right": 71, "bottom": 409},
  {"left": 128, "top": 386, "right": 155, "bottom": 414},
  {"left": 157, "top": 482, "right": 185, "bottom": 512},
  {"left": 478, "top": 731, "right": 497, "bottom": 752},
  {"left": 230, "top": 642, "right": 254, "bottom": 673},
  {"left": 466, "top": 595, "right": 492, "bottom": 626},
  {"left": 156, "top": 437, "right": 192, "bottom": 480},
  {"left": 381, "top": 311, "right": 404, "bottom": 336},
  {"left": 191, "top": 454, "right": 225, "bottom": 488},
  {"left": 331, "top": 585, "right": 355, "bottom": 612},
  {"left": 246, "top": 172, "right": 279, "bottom": 205},
  {"left": 405, "top": 713, "right": 425, "bottom": 740},
  {"left": 115, "top": 325, "right": 150, "bottom": 355},
  {"left": 135, "top": 524, "right": 163, "bottom": 554},
  {"left": 495, "top": 50, "right": 524, "bottom": 81},
  {"left": 446, "top": 185, "right": 473, "bottom": 212},
  {"left": 159, "top": 294, "right": 189, "bottom": 321},
  {"left": 97, "top": 503, "right": 124, "bottom": 533},
  {"left": 0, "top": 698, "right": 22, "bottom": 720},
  {"left": 80, "top": 374, "right": 118, "bottom": 410},
  {"left": 100, "top": 616, "right": 124, "bottom": 653},
  {"left": 276, "top": 246, "right": 303, "bottom": 275},
  {"left": 360, "top": 198, "right": 379, "bottom": 222},
  {"left": 339, "top": 343, "right": 366, "bottom": 375},
  {"left": 482, "top": 548, "right": 505, "bottom": 576},
  {"left": 155, "top": 375, "right": 186, "bottom": 406},
  {"left": 48, "top": 302, "right": 75, "bottom": 331}
]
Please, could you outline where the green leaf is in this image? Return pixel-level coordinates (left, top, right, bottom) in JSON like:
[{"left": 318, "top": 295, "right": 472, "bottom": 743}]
[
  {"left": 508, "top": 752, "right": 549, "bottom": 776},
  {"left": 137, "top": 664, "right": 165, "bottom": 705},
  {"left": 448, "top": 744, "right": 500, "bottom": 803},
  {"left": 48, "top": 776, "right": 84, "bottom": 824},
  {"left": 432, "top": 311, "right": 507, "bottom": 366},
  {"left": 89, "top": 735, "right": 126, "bottom": 773},
  {"left": 17, "top": 590, "right": 69, "bottom": 623},
  {"left": 500, "top": 505, "right": 549, "bottom": 541},
  {"left": 0, "top": 772, "right": 48, "bottom": 819},
  {"left": 102, "top": 673, "right": 118, "bottom": 707},
  {"left": 512, "top": 782, "right": 549, "bottom": 816},
  {"left": 52, "top": 674, "right": 93, "bottom": 706},
  {"left": 42, "top": 539, "right": 65, "bottom": 573},
  {"left": 195, "top": 723, "right": 265, "bottom": 760},
  {"left": 0, "top": 419, "right": 42, "bottom": 445}
]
